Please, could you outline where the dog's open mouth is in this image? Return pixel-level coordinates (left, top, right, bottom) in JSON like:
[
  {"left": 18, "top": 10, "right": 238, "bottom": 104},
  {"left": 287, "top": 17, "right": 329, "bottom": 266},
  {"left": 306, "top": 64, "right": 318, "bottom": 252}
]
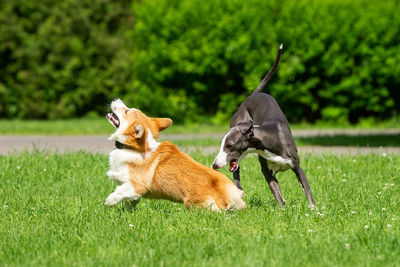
[
  {"left": 229, "top": 159, "right": 238, "bottom": 172},
  {"left": 107, "top": 112, "right": 120, "bottom": 128}
]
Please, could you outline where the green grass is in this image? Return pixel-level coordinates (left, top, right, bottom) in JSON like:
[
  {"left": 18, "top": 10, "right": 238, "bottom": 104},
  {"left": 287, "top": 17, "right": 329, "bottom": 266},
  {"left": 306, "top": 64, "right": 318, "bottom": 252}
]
[
  {"left": 0, "top": 119, "right": 228, "bottom": 135},
  {"left": 1, "top": 118, "right": 399, "bottom": 135},
  {"left": 292, "top": 115, "right": 400, "bottom": 130},
  {"left": 1, "top": 150, "right": 399, "bottom": 266},
  {"left": 0, "top": 119, "right": 112, "bottom": 135}
]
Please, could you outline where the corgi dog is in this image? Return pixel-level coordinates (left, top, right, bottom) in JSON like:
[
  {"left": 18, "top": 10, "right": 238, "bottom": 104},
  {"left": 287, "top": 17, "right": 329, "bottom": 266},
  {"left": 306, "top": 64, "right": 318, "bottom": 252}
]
[{"left": 105, "top": 98, "right": 245, "bottom": 211}]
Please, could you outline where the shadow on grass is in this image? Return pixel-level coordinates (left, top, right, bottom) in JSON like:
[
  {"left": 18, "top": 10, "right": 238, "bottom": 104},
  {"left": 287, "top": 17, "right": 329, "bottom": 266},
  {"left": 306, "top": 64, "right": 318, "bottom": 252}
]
[{"left": 295, "top": 133, "right": 400, "bottom": 147}]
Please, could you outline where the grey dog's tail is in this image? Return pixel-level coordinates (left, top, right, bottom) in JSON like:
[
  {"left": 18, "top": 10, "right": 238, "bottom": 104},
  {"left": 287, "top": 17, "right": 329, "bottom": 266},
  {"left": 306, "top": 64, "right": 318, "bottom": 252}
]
[{"left": 253, "top": 43, "right": 283, "bottom": 93}]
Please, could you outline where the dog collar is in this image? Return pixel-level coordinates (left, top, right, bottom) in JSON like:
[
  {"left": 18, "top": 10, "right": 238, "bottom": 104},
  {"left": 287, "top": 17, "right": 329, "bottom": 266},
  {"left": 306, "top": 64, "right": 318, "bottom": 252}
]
[{"left": 115, "top": 141, "right": 134, "bottom": 150}]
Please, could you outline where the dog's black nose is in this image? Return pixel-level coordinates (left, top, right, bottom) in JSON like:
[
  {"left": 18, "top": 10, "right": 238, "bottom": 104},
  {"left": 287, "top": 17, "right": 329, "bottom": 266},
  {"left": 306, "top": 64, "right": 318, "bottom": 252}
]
[
  {"left": 113, "top": 97, "right": 119, "bottom": 101},
  {"left": 212, "top": 163, "right": 218, "bottom": 169}
]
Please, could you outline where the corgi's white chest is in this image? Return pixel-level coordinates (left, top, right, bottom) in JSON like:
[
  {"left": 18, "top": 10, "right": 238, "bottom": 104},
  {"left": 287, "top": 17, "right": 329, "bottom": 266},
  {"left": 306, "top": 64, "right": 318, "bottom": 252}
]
[{"left": 107, "top": 149, "right": 145, "bottom": 184}]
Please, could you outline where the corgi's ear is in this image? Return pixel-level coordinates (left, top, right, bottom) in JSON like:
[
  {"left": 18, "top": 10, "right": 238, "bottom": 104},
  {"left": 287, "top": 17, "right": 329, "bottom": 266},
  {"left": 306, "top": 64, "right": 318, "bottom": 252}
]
[
  {"left": 134, "top": 124, "right": 144, "bottom": 138},
  {"left": 152, "top": 118, "right": 172, "bottom": 132}
]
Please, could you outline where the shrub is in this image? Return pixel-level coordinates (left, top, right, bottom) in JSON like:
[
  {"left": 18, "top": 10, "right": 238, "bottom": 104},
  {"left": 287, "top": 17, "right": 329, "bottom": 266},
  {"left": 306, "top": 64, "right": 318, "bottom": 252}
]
[
  {"left": 131, "top": 0, "right": 400, "bottom": 123},
  {"left": 1, "top": 0, "right": 399, "bottom": 123},
  {"left": 0, "top": 0, "right": 134, "bottom": 119}
]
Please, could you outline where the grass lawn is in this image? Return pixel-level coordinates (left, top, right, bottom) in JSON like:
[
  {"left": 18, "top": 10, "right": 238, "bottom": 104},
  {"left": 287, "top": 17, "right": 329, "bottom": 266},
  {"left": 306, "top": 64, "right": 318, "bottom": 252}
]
[
  {"left": 0, "top": 119, "right": 228, "bottom": 135},
  {"left": 1, "top": 150, "right": 399, "bottom": 266},
  {"left": 1, "top": 118, "right": 399, "bottom": 135}
]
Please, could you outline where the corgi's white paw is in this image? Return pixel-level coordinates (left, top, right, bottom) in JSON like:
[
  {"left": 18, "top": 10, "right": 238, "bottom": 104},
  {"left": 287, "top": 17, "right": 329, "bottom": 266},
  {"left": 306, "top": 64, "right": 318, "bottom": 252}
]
[{"left": 105, "top": 193, "right": 119, "bottom": 206}]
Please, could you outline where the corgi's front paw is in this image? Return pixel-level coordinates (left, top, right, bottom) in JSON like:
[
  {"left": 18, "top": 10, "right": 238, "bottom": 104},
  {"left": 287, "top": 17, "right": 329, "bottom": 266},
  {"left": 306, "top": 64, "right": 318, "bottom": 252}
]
[{"left": 105, "top": 193, "right": 119, "bottom": 206}]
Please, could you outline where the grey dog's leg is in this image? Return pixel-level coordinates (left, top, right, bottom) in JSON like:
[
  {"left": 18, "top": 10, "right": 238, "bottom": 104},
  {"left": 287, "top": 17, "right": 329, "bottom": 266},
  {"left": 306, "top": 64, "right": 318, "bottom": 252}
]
[
  {"left": 258, "top": 156, "right": 285, "bottom": 207},
  {"left": 293, "top": 166, "right": 316, "bottom": 207},
  {"left": 233, "top": 166, "right": 243, "bottom": 191}
]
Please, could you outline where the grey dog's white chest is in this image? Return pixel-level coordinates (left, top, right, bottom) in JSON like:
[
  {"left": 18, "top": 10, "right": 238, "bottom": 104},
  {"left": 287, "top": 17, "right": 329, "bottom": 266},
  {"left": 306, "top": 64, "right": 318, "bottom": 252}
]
[{"left": 239, "top": 148, "right": 293, "bottom": 175}]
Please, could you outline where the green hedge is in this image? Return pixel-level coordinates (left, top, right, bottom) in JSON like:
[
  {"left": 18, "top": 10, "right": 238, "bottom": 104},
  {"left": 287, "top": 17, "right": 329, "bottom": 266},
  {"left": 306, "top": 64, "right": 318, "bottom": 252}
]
[
  {"left": 1, "top": 0, "right": 399, "bottom": 123},
  {"left": 132, "top": 0, "right": 400, "bottom": 123},
  {"left": 0, "top": 0, "right": 134, "bottom": 119}
]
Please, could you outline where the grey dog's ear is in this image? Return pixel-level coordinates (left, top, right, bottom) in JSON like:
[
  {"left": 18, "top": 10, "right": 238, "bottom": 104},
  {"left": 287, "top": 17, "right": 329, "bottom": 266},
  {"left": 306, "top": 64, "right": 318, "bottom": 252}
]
[{"left": 239, "top": 122, "right": 254, "bottom": 137}]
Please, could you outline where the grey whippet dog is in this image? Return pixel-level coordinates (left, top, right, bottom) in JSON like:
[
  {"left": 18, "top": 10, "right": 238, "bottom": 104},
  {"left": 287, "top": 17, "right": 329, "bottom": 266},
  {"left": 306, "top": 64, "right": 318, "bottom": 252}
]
[{"left": 212, "top": 44, "right": 315, "bottom": 207}]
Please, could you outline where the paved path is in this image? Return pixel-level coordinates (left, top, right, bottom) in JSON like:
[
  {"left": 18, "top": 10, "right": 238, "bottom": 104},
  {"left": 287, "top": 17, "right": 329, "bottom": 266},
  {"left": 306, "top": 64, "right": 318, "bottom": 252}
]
[
  {"left": 182, "top": 145, "right": 400, "bottom": 156},
  {"left": 0, "top": 135, "right": 113, "bottom": 155},
  {"left": 1, "top": 129, "right": 399, "bottom": 155},
  {"left": 164, "top": 129, "right": 400, "bottom": 139}
]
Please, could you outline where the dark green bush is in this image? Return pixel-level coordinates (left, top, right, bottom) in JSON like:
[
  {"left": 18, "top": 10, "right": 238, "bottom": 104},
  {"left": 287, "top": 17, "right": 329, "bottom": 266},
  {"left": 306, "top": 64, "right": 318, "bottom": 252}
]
[
  {"left": 132, "top": 0, "right": 400, "bottom": 123},
  {"left": 0, "top": 0, "right": 134, "bottom": 119},
  {"left": 1, "top": 0, "right": 399, "bottom": 123}
]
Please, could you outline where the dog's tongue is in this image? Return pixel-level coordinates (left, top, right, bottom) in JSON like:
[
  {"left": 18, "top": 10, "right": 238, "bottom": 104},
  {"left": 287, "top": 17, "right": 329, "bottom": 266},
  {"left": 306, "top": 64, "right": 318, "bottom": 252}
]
[
  {"left": 107, "top": 113, "right": 120, "bottom": 127},
  {"left": 229, "top": 160, "right": 238, "bottom": 172}
]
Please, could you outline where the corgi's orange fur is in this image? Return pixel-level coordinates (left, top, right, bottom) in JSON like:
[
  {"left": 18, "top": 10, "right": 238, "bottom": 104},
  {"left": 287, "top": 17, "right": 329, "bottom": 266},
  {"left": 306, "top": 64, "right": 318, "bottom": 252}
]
[{"left": 105, "top": 99, "right": 245, "bottom": 211}]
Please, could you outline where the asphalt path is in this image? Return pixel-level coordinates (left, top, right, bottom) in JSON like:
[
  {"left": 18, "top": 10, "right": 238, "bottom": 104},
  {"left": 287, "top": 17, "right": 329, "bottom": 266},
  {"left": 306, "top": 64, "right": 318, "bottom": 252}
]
[{"left": 1, "top": 129, "right": 399, "bottom": 155}]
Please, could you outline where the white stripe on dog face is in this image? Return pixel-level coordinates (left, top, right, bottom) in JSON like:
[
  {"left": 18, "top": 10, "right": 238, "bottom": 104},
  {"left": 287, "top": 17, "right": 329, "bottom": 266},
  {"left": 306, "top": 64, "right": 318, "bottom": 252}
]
[{"left": 212, "top": 129, "right": 232, "bottom": 168}]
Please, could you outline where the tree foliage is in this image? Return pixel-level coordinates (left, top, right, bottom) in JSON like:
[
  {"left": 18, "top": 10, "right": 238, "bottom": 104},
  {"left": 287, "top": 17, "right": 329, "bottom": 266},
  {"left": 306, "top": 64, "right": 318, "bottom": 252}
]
[
  {"left": 0, "top": 0, "right": 134, "bottom": 119},
  {"left": 132, "top": 0, "right": 400, "bottom": 123},
  {"left": 1, "top": 0, "right": 399, "bottom": 123}
]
